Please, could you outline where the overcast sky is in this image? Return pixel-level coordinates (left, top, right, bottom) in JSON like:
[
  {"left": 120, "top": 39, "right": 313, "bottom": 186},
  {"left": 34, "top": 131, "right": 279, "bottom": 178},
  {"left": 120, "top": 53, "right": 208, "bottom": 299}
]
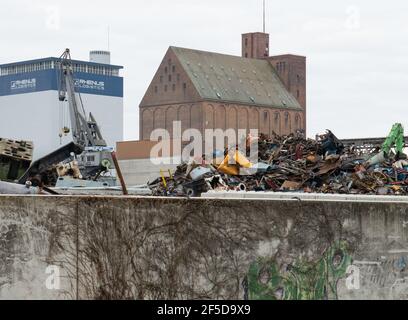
[{"left": 1, "top": 0, "right": 408, "bottom": 140}]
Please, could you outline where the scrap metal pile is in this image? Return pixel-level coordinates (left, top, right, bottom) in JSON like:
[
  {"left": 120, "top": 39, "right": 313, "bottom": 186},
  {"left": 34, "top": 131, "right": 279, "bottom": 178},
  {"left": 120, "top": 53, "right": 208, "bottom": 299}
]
[{"left": 149, "top": 124, "right": 408, "bottom": 197}]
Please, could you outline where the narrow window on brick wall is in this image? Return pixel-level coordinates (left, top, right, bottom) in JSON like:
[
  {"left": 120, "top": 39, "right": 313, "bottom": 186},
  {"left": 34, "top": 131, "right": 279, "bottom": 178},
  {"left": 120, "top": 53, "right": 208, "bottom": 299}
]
[
  {"left": 172, "top": 84, "right": 176, "bottom": 91},
  {"left": 154, "top": 86, "right": 158, "bottom": 93},
  {"left": 295, "top": 114, "right": 300, "bottom": 129},
  {"left": 165, "top": 67, "right": 168, "bottom": 74},
  {"left": 172, "top": 65, "right": 176, "bottom": 73},
  {"left": 160, "top": 76, "right": 163, "bottom": 83},
  {"left": 183, "top": 83, "right": 187, "bottom": 90},
  {"left": 285, "top": 113, "right": 289, "bottom": 127},
  {"left": 245, "top": 38, "right": 248, "bottom": 47},
  {"left": 177, "top": 74, "right": 180, "bottom": 81},
  {"left": 169, "top": 74, "right": 172, "bottom": 82},
  {"left": 297, "top": 90, "right": 300, "bottom": 98}
]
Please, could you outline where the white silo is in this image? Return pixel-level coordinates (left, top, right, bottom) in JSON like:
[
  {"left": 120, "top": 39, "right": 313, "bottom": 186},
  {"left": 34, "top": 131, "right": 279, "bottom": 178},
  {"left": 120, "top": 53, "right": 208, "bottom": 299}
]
[{"left": 90, "top": 50, "right": 111, "bottom": 64}]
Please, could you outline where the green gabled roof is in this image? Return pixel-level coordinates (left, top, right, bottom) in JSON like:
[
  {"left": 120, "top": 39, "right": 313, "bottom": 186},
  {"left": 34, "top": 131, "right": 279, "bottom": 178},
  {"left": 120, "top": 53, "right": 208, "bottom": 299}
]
[{"left": 171, "top": 46, "right": 302, "bottom": 110}]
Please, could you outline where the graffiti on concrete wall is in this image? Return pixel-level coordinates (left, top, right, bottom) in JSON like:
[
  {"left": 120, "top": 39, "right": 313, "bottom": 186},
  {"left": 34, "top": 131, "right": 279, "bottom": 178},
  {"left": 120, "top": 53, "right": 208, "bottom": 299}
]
[
  {"left": 352, "top": 254, "right": 408, "bottom": 299},
  {"left": 246, "top": 241, "right": 352, "bottom": 300}
]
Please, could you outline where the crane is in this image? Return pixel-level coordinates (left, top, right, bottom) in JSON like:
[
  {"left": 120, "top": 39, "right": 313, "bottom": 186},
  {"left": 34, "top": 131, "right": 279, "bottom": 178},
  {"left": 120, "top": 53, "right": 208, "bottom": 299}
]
[
  {"left": 382, "top": 123, "right": 405, "bottom": 156},
  {"left": 16, "top": 49, "right": 129, "bottom": 193},
  {"left": 365, "top": 123, "right": 407, "bottom": 168},
  {"left": 57, "top": 48, "right": 116, "bottom": 186},
  {"left": 58, "top": 49, "right": 107, "bottom": 148}
]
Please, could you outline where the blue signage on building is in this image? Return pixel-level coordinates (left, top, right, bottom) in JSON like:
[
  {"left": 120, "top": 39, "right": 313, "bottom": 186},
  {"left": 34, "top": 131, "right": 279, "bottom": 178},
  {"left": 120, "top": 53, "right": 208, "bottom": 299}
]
[{"left": 0, "top": 70, "right": 123, "bottom": 97}]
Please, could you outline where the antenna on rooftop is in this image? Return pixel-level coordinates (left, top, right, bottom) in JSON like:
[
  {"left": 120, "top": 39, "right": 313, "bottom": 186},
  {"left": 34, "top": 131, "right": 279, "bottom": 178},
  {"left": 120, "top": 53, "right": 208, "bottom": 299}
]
[
  {"left": 107, "top": 26, "right": 110, "bottom": 51},
  {"left": 263, "top": 0, "right": 266, "bottom": 33}
]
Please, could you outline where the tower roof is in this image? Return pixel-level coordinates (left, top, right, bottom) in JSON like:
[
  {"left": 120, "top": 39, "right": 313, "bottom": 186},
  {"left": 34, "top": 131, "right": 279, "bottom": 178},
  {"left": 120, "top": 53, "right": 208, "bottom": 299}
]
[{"left": 170, "top": 46, "right": 302, "bottom": 110}]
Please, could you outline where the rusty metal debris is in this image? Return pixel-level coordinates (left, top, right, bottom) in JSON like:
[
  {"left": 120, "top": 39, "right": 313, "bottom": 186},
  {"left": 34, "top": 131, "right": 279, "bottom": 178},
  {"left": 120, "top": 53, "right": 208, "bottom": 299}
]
[
  {"left": 0, "top": 138, "right": 33, "bottom": 182},
  {"left": 149, "top": 129, "right": 408, "bottom": 197},
  {"left": 0, "top": 137, "right": 126, "bottom": 194}
]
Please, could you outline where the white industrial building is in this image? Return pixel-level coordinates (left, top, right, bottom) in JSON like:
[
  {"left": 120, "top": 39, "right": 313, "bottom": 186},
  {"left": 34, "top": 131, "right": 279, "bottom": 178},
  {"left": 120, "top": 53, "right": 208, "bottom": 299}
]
[{"left": 0, "top": 51, "right": 123, "bottom": 159}]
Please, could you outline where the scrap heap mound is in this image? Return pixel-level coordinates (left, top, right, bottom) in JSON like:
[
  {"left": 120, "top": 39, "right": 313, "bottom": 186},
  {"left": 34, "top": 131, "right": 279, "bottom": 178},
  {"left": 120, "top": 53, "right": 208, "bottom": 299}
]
[{"left": 149, "top": 129, "right": 408, "bottom": 197}]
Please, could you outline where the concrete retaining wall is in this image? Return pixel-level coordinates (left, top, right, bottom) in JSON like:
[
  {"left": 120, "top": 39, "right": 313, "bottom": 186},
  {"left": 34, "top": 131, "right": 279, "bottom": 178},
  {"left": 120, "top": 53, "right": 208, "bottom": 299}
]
[
  {"left": 0, "top": 195, "right": 408, "bottom": 300},
  {"left": 119, "top": 159, "right": 178, "bottom": 186}
]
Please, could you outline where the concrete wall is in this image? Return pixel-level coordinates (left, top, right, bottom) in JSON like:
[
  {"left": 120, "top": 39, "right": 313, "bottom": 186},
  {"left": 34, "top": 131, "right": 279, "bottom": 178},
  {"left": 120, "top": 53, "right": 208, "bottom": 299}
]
[
  {"left": 1, "top": 195, "right": 408, "bottom": 300},
  {"left": 119, "top": 159, "right": 178, "bottom": 186}
]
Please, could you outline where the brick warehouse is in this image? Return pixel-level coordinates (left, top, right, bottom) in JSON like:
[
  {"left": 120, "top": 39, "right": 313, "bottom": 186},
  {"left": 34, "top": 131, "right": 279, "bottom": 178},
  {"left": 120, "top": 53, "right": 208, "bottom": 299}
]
[
  {"left": 117, "top": 32, "right": 306, "bottom": 185},
  {"left": 139, "top": 32, "right": 306, "bottom": 141}
]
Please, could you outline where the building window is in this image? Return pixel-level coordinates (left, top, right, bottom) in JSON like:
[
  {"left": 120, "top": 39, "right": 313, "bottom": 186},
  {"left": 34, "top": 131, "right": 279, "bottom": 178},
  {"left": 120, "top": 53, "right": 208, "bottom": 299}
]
[
  {"left": 245, "top": 38, "right": 248, "bottom": 47},
  {"left": 297, "top": 90, "right": 300, "bottom": 98},
  {"left": 160, "top": 76, "right": 163, "bottom": 83},
  {"left": 168, "top": 74, "right": 172, "bottom": 82},
  {"left": 245, "top": 53, "right": 248, "bottom": 58},
  {"left": 276, "top": 62, "right": 286, "bottom": 73},
  {"left": 274, "top": 113, "right": 280, "bottom": 129},
  {"left": 172, "top": 84, "right": 176, "bottom": 91},
  {"left": 172, "top": 65, "right": 176, "bottom": 73},
  {"left": 285, "top": 112, "right": 289, "bottom": 127},
  {"left": 177, "top": 74, "right": 180, "bottom": 81},
  {"left": 164, "top": 85, "right": 168, "bottom": 92},
  {"left": 183, "top": 83, "right": 187, "bottom": 90},
  {"left": 297, "top": 75, "right": 301, "bottom": 83},
  {"left": 164, "top": 67, "right": 168, "bottom": 74},
  {"left": 0, "top": 60, "right": 121, "bottom": 76},
  {"left": 295, "top": 114, "right": 301, "bottom": 129},
  {"left": 154, "top": 86, "right": 158, "bottom": 93}
]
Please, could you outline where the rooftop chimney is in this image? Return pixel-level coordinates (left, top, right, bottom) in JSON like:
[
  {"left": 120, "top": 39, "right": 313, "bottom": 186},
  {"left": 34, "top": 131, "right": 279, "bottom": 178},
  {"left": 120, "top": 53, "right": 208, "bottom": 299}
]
[{"left": 242, "top": 33, "right": 270, "bottom": 59}]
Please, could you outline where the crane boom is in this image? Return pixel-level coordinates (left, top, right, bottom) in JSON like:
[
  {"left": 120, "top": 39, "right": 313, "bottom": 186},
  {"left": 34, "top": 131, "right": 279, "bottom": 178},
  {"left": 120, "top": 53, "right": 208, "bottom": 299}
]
[{"left": 58, "top": 49, "right": 107, "bottom": 148}]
